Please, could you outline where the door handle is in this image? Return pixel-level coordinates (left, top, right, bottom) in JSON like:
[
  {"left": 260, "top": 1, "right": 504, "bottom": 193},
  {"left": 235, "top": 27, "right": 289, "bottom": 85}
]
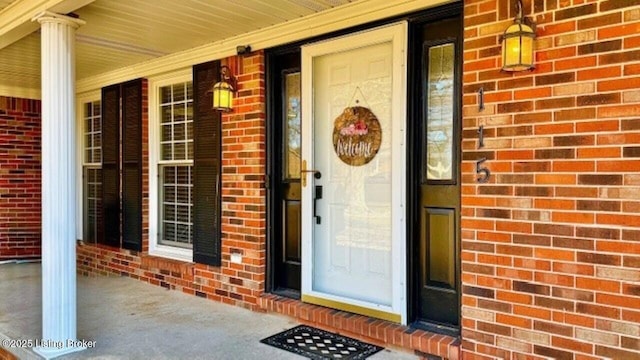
[
  {"left": 314, "top": 185, "right": 322, "bottom": 225},
  {"left": 301, "top": 160, "right": 321, "bottom": 187}
]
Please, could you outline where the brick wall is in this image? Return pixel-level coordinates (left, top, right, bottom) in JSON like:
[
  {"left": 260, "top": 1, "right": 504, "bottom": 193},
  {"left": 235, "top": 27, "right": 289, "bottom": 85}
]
[
  {"left": 462, "top": 1, "right": 640, "bottom": 359},
  {"left": 78, "top": 51, "right": 267, "bottom": 310},
  {"left": 0, "top": 96, "right": 41, "bottom": 260}
]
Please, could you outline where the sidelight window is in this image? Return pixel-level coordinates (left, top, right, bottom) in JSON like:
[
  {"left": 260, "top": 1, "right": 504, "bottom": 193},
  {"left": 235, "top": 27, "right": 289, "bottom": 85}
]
[{"left": 425, "top": 42, "right": 455, "bottom": 182}]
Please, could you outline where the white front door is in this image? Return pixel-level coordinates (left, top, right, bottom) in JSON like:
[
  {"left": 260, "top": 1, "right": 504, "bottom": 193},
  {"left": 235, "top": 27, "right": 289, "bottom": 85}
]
[{"left": 300, "top": 23, "right": 407, "bottom": 324}]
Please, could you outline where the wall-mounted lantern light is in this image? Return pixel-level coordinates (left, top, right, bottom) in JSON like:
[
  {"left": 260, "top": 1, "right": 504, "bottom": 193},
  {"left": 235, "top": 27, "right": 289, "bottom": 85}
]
[
  {"left": 212, "top": 65, "right": 236, "bottom": 111},
  {"left": 501, "top": 0, "right": 536, "bottom": 72}
]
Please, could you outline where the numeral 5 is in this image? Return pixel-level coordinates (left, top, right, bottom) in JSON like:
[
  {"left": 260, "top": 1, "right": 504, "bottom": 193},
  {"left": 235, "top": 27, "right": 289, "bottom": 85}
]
[{"left": 476, "top": 158, "right": 491, "bottom": 183}]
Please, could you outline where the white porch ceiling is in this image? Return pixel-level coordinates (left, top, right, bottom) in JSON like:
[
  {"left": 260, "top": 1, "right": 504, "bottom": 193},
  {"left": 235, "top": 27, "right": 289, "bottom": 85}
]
[
  {"left": 0, "top": 0, "right": 14, "bottom": 11},
  {"left": 0, "top": 0, "right": 357, "bottom": 95}
]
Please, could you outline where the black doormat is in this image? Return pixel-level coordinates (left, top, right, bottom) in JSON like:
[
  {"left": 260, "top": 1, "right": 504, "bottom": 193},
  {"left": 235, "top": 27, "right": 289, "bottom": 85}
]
[{"left": 261, "top": 325, "right": 384, "bottom": 359}]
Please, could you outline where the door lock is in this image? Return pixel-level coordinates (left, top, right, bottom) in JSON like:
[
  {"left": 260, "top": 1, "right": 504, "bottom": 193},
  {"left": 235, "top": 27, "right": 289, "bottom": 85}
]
[
  {"left": 301, "top": 160, "right": 321, "bottom": 187},
  {"left": 313, "top": 185, "right": 322, "bottom": 224}
]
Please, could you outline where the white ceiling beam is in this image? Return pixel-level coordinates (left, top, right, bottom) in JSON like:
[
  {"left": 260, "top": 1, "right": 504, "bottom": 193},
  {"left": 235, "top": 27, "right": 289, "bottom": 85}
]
[
  {"left": 0, "top": 0, "right": 95, "bottom": 50},
  {"left": 0, "top": 84, "right": 41, "bottom": 99}
]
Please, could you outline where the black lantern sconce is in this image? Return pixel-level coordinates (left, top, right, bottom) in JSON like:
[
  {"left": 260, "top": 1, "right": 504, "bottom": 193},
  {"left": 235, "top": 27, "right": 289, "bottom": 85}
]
[
  {"left": 501, "top": 0, "right": 536, "bottom": 72},
  {"left": 212, "top": 65, "right": 237, "bottom": 112}
]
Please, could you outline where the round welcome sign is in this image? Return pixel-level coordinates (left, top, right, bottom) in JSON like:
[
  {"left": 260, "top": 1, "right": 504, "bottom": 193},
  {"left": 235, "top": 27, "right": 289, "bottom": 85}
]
[{"left": 332, "top": 106, "right": 382, "bottom": 166}]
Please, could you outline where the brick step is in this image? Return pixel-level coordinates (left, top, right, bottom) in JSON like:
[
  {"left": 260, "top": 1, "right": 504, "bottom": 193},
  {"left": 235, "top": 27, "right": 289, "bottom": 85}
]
[{"left": 258, "top": 294, "right": 460, "bottom": 360}]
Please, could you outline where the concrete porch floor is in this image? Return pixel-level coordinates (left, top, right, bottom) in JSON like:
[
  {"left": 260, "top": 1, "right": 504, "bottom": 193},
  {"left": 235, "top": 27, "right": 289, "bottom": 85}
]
[{"left": 0, "top": 263, "right": 418, "bottom": 360}]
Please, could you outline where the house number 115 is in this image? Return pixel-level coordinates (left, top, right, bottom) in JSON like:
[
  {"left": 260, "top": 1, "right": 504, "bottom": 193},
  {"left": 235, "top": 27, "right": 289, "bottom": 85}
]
[{"left": 476, "top": 125, "right": 491, "bottom": 183}]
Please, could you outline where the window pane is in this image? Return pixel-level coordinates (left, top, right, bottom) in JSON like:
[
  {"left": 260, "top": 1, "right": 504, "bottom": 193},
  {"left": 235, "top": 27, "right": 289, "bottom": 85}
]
[
  {"left": 163, "top": 222, "right": 176, "bottom": 242},
  {"left": 176, "top": 166, "right": 190, "bottom": 183},
  {"left": 176, "top": 224, "right": 190, "bottom": 244},
  {"left": 161, "top": 86, "right": 172, "bottom": 104},
  {"left": 172, "top": 83, "right": 185, "bottom": 102},
  {"left": 164, "top": 204, "right": 175, "bottom": 221},
  {"left": 284, "top": 72, "right": 301, "bottom": 179},
  {"left": 186, "top": 103, "right": 194, "bottom": 121},
  {"left": 174, "top": 104, "right": 186, "bottom": 122},
  {"left": 92, "top": 134, "right": 102, "bottom": 163},
  {"left": 187, "top": 82, "right": 193, "bottom": 100},
  {"left": 93, "top": 133, "right": 102, "bottom": 148},
  {"left": 176, "top": 205, "right": 189, "bottom": 222},
  {"left": 176, "top": 185, "right": 189, "bottom": 204},
  {"left": 164, "top": 165, "right": 175, "bottom": 182},
  {"left": 174, "top": 122, "right": 185, "bottom": 141},
  {"left": 162, "top": 143, "right": 172, "bottom": 161},
  {"left": 187, "top": 141, "right": 193, "bottom": 160},
  {"left": 186, "top": 121, "right": 193, "bottom": 140},
  {"left": 426, "top": 43, "right": 455, "bottom": 181},
  {"left": 161, "top": 124, "right": 172, "bottom": 142},
  {"left": 93, "top": 117, "right": 101, "bottom": 133},
  {"left": 161, "top": 105, "right": 172, "bottom": 124},
  {"left": 83, "top": 167, "right": 102, "bottom": 243},
  {"left": 84, "top": 133, "right": 92, "bottom": 162},
  {"left": 93, "top": 101, "right": 101, "bottom": 117},
  {"left": 174, "top": 143, "right": 186, "bottom": 160}
]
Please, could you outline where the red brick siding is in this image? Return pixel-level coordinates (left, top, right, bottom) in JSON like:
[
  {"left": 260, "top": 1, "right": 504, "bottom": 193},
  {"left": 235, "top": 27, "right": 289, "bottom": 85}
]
[
  {"left": 78, "top": 52, "right": 267, "bottom": 311},
  {"left": 462, "top": 1, "right": 640, "bottom": 359},
  {"left": 0, "top": 96, "right": 41, "bottom": 260}
]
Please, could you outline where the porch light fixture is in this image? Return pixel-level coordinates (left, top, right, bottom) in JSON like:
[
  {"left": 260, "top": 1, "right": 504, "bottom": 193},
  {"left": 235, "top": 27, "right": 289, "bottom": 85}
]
[
  {"left": 212, "top": 65, "right": 236, "bottom": 111},
  {"left": 501, "top": 0, "right": 536, "bottom": 72}
]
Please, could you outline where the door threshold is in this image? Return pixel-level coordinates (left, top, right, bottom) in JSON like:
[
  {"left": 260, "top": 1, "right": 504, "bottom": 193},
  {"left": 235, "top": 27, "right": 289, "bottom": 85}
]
[
  {"left": 272, "top": 287, "right": 301, "bottom": 300},
  {"left": 411, "top": 320, "right": 460, "bottom": 338}
]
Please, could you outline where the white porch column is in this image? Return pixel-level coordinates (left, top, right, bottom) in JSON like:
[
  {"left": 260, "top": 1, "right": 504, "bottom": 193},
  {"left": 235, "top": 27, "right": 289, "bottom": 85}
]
[{"left": 32, "top": 11, "right": 86, "bottom": 359}]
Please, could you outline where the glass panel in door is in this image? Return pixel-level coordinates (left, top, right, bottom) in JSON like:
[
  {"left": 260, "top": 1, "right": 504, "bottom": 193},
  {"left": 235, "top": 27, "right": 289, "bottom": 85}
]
[
  {"left": 284, "top": 73, "right": 301, "bottom": 180},
  {"left": 426, "top": 43, "right": 455, "bottom": 181}
]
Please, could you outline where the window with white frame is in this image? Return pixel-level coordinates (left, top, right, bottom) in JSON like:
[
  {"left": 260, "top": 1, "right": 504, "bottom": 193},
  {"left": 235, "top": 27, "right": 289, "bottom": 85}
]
[
  {"left": 83, "top": 100, "right": 101, "bottom": 243},
  {"left": 158, "top": 82, "right": 194, "bottom": 249}
]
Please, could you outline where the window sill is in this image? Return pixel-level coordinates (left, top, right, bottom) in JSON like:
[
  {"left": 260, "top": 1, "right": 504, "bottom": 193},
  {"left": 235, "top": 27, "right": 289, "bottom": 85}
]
[{"left": 148, "top": 245, "right": 192, "bottom": 263}]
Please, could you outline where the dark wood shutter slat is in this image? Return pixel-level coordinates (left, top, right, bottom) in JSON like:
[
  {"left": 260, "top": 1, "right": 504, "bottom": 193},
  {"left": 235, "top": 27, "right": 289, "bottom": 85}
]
[
  {"left": 121, "top": 79, "right": 143, "bottom": 251},
  {"left": 192, "top": 61, "right": 222, "bottom": 266},
  {"left": 101, "top": 85, "right": 121, "bottom": 247}
]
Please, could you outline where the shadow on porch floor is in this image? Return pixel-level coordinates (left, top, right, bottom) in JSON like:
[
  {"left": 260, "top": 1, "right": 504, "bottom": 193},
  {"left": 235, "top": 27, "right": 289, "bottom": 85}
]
[{"left": 0, "top": 262, "right": 418, "bottom": 360}]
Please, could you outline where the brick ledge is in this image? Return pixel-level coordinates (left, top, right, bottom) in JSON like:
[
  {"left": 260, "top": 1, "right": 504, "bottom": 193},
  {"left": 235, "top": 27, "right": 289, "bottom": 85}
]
[{"left": 258, "top": 293, "right": 460, "bottom": 360}]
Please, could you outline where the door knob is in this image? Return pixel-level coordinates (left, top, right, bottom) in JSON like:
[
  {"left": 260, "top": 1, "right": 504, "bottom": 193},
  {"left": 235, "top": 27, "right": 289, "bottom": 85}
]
[{"left": 301, "top": 160, "right": 321, "bottom": 187}]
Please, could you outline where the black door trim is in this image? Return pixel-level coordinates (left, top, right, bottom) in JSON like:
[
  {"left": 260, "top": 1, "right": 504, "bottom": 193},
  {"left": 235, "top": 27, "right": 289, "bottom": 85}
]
[
  {"left": 266, "top": 45, "right": 302, "bottom": 296},
  {"left": 406, "top": 2, "right": 463, "bottom": 334}
]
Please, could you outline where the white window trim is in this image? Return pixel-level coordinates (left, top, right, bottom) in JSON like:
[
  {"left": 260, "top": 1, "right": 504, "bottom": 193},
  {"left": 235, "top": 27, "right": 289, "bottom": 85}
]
[
  {"left": 149, "top": 68, "right": 194, "bottom": 262},
  {"left": 75, "top": 92, "right": 101, "bottom": 242}
]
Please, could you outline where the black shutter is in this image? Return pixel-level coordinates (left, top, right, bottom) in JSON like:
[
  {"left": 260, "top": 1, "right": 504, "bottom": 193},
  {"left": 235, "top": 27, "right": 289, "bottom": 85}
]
[
  {"left": 121, "top": 79, "right": 143, "bottom": 251},
  {"left": 192, "top": 61, "right": 222, "bottom": 266},
  {"left": 101, "top": 84, "right": 121, "bottom": 247}
]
